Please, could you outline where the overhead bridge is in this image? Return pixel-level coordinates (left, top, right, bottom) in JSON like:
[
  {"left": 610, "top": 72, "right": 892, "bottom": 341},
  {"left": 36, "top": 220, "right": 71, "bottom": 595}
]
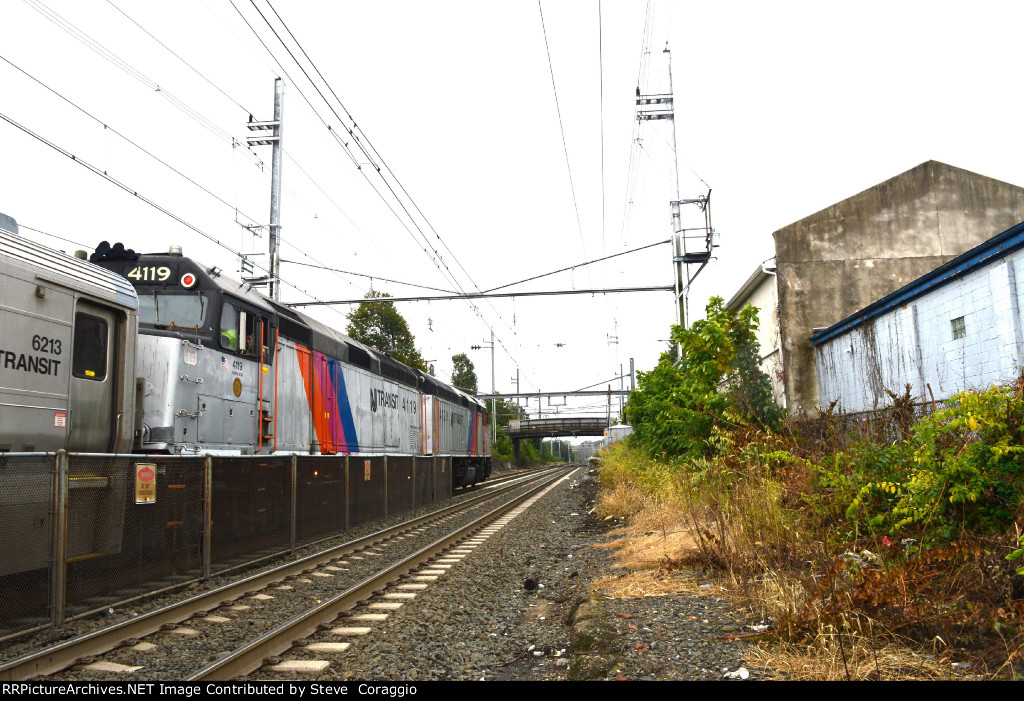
[{"left": 503, "top": 417, "right": 609, "bottom": 467}]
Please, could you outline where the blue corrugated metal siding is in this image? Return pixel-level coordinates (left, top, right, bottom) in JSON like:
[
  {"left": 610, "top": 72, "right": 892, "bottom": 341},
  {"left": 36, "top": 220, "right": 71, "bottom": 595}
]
[{"left": 810, "top": 220, "right": 1024, "bottom": 346}]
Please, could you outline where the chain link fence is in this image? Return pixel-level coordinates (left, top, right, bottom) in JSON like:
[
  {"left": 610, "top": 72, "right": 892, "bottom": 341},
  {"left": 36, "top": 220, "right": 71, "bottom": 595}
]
[
  {"left": 0, "top": 450, "right": 467, "bottom": 642},
  {"left": 295, "top": 456, "right": 348, "bottom": 546},
  {"left": 64, "top": 455, "right": 205, "bottom": 619},
  {"left": 0, "top": 454, "right": 53, "bottom": 640}
]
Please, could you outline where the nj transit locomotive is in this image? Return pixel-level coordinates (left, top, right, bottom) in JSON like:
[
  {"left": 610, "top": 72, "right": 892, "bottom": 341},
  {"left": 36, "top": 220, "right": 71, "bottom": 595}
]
[
  {"left": 91, "top": 242, "right": 492, "bottom": 487},
  {"left": 0, "top": 214, "right": 491, "bottom": 487}
]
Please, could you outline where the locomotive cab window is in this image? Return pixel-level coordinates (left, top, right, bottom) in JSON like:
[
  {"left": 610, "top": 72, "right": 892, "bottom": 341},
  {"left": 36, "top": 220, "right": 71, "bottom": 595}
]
[
  {"left": 139, "top": 291, "right": 208, "bottom": 329},
  {"left": 220, "top": 302, "right": 240, "bottom": 351},
  {"left": 242, "top": 313, "right": 258, "bottom": 358},
  {"left": 220, "top": 301, "right": 272, "bottom": 362},
  {"left": 72, "top": 313, "right": 108, "bottom": 381}
]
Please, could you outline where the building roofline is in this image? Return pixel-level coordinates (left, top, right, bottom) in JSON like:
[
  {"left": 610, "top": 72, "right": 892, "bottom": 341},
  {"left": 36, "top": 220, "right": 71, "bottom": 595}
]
[
  {"left": 810, "top": 218, "right": 1024, "bottom": 346},
  {"left": 725, "top": 259, "right": 776, "bottom": 310}
]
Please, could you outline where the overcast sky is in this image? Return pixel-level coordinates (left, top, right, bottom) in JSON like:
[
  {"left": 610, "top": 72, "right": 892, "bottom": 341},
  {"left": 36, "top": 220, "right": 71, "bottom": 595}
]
[{"left": 3, "top": 0, "right": 1024, "bottom": 423}]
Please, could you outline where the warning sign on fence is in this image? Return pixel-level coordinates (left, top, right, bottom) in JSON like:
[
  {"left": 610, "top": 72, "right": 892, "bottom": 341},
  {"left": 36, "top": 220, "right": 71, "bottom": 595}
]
[{"left": 135, "top": 463, "right": 157, "bottom": 504}]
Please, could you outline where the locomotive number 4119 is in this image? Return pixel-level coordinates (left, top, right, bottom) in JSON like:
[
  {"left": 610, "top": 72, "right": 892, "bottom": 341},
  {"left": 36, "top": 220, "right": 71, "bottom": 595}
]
[{"left": 127, "top": 266, "right": 172, "bottom": 282}]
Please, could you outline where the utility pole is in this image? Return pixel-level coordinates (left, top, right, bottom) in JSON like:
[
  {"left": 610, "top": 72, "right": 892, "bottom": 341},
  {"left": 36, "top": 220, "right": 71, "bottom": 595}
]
[
  {"left": 510, "top": 368, "right": 519, "bottom": 410},
  {"left": 606, "top": 385, "right": 612, "bottom": 429},
  {"left": 636, "top": 45, "right": 716, "bottom": 340},
  {"left": 471, "top": 329, "right": 496, "bottom": 447},
  {"left": 619, "top": 363, "right": 624, "bottom": 419},
  {"left": 246, "top": 78, "right": 285, "bottom": 301}
]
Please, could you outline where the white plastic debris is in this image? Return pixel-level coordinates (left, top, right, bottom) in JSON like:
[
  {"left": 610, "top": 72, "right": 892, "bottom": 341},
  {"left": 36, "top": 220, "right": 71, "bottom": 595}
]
[
  {"left": 747, "top": 624, "right": 770, "bottom": 633},
  {"left": 533, "top": 651, "right": 545, "bottom": 657},
  {"left": 724, "top": 667, "right": 750, "bottom": 680},
  {"left": 840, "top": 552, "right": 866, "bottom": 567},
  {"left": 699, "top": 584, "right": 712, "bottom": 590}
]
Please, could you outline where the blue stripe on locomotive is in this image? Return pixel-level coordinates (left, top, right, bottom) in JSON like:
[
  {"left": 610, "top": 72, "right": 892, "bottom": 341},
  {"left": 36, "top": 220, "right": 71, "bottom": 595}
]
[{"left": 328, "top": 357, "right": 360, "bottom": 453}]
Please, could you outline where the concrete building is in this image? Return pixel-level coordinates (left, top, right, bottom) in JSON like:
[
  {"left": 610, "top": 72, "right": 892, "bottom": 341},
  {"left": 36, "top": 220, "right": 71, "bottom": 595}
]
[
  {"left": 813, "top": 220, "right": 1024, "bottom": 413},
  {"left": 727, "top": 160, "right": 1024, "bottom": 414}
]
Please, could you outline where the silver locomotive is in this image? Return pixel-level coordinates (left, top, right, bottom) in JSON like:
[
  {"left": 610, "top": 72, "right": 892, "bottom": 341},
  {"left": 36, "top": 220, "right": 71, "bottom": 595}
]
[{"left": 90, "top": 241, "right": 491, "bottom": 486}]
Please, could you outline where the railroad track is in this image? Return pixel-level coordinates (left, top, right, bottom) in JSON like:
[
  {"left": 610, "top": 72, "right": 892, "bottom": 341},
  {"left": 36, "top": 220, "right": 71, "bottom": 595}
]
[{"left": 0, "top": 465, "right": 572, "bottom": 681}]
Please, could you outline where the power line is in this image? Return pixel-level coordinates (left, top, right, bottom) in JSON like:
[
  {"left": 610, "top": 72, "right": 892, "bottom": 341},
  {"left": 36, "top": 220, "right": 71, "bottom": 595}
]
[
  {"left": 103, "top": 0, "right": 253, "bottom": 116},
  {"left": 262, "top": 0, "right": 525, "bottom": 346},
  {"left": 0, "top": 52, "right": 263, "bottom": 231},
  {"left": 18, "top": 224, "right": 89, "bottom": 250},
  {"left": 289, "top": 286, "right": 674, "bottom": 307},
  {"left": 0, "top": 108, "right": 333, "bottom": 309},
  {"left": 484, "top": 238, "right": 670, "bottom": 293},
  {"left": 598, "top": 0, "right": 606, "bottom": 256},
  {"left": 22, "top": 0, "right": 262, "bottom": 168},
  {"left": 537, "top": 0, "right": 592, "bottom": 288},
  {"left": 74, "top": 5, "right": 376, "bottom": 301},
  {"left": 244, "top": 1, "right": 532, "bottom": 385},
  {"left": 1, "top": 48, "right": 371, "bottom": 307},
  {"left": 279, "top": 259, "right": 457, "bottom": 294}
]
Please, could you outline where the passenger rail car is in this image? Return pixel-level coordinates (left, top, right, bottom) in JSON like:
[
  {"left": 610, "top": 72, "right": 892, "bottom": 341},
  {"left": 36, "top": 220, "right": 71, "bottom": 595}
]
[
  {"left": 0, "top": 222, "right": 138, "bottom": 454},
  {"left": 90, "top": 243, "right": 491, "bottom": 486},
  {"left": 0, "top": 216, "right": 140, "bottom": 575}
]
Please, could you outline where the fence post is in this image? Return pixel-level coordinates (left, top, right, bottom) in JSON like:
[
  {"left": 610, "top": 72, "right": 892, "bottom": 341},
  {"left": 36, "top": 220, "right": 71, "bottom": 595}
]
[
  {"left": 202, "top": 455, "right": 213, "bottom": 580},
  {"left": 434, "top": 456, "right": 439, "bottom": 505},
  {"left": 50, "top": 451, "right": 68, "bottom": 628},
  {"left": 289, "top": 455, "right": 297, "bottom": 554},
  {"left": 344, "top": 456, "right": 350, "bottom": 531},
  {"left": 412, "top": 458, "right": 417, "bottom": 511},
  {"left": 383, "top": 455, "right": 388, "bottom": 518}
]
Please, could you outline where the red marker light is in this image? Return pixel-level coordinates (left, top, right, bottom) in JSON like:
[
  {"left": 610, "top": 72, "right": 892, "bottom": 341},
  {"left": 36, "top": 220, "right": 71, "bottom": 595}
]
[{"left": 181, "top": 273, "right": 197, "bottom": 288}]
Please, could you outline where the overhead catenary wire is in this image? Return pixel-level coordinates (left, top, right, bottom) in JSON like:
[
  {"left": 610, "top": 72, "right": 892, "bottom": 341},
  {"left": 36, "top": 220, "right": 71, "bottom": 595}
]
[
  {"left": 0, "top": 50, "right": 370, "bottom": 301},
  {"left": 58, "top": 4, "right": 380, "bottom": 298},
  {"left": 0, "top": 52, "right": 263, "bottom": 232},
  {"left": 288, "top": 286, "right": 674, "bottom": 307},
  {"left": 243, "top": 1, "right": 534, "bottom": 387},
  {"left": 103, "top": 0, "right": 253, "bottom": 116},
  {"left": 18, "top": 224, "right": 89, "bottom": 250},
  {"left": 484, "top": 238, "right": 670, "bottom": 294},
  {"left": 22, "top": 0, "right": 263, "bottom": 169},
  {"left": 279, "top": 259, "right": 458, "bottom": 295},
  {"left": 261, "top": 0, "right": 528, "bottom": 360},
  {"left": 537, "top": 0, "right": 592, "bottom": 289},
  {"left": 0, "top": 108, "right": 335, "bottom": 310}
]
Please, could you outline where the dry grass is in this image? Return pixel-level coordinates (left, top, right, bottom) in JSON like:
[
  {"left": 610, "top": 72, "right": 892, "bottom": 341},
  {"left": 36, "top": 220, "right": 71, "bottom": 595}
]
[
  {"left": 591, "top": 569, "right": 705, "bottom": 599},
  {"left": 590, "top": 442, "right": 1022, "bottom": 680},
  {"left": 748, "top": 635, "right": 960, "bottom": 681},
  {"left": 592, "top": 466, "right": 720, "bottom": 599}
]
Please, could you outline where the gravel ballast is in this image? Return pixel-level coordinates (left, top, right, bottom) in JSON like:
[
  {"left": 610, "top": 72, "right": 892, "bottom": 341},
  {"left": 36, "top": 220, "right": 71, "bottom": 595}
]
[
  {"left": 18, "top": 465, "right": 760, "bottom": 681},
  {"left": 248, "top": 465, "right": 759, "bottom": 681}
]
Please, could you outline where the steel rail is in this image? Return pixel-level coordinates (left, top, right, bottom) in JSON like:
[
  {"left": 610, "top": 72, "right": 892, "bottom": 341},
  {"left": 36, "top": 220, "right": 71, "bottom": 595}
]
[
  {"left": 188, "top": 466, "right": 577, "bottom": 680},
  {"left": 0, "top": 466, "right": 565, "bottom": 680}
]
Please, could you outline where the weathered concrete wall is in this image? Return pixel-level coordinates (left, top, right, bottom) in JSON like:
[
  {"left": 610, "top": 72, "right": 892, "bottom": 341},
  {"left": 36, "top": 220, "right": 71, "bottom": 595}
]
[
  {"left": 816, "top": 253, "right": 1024, "bottom": 413},
  {"left": 774, "top": 161, "right": 1024, "bottom": 414}
]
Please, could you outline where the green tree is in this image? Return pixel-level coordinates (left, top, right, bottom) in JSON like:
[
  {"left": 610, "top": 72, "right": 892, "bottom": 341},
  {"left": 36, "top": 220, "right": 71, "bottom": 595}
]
[
  {"left": 489, "top": 395, "right": 528, "bottom": 463},
  {"left": 345, "top": 290, "right": 428, "bottom": 372},
  {"left": 625, "top": 297, "right": 781, "bottom": 459},
  {"left": 450, "top": 352, "right": 478, "bottom": 394}
]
